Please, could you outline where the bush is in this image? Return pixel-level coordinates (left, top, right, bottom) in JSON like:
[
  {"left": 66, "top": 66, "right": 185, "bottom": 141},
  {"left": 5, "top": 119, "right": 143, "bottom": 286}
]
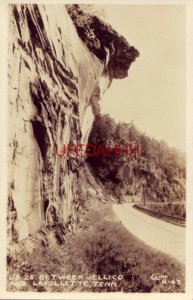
[{"left": 137, "top": 202, "right": 185, "bottom": 221}]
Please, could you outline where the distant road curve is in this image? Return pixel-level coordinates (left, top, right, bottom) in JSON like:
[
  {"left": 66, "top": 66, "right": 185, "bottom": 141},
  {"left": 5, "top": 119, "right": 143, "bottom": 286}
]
[{"left": 113, "top": 203, "right": 185, "bottom": 263}]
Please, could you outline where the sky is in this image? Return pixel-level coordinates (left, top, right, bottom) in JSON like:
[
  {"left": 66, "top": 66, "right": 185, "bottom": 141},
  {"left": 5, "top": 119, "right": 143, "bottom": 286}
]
[{"left": 98, "top": 5, "right": 186, "bottom": 152}]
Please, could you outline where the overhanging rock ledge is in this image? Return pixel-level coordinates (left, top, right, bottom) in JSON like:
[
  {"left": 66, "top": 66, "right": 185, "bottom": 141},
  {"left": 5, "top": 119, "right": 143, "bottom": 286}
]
[{"left": 8, "top": 4, "right": 139, "bottom": 243}]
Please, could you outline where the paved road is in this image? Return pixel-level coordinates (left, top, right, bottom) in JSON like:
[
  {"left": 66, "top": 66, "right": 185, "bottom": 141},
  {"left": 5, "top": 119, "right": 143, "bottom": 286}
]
[{"left": 113, "top": 203, "right": 185, "bottom": 263}]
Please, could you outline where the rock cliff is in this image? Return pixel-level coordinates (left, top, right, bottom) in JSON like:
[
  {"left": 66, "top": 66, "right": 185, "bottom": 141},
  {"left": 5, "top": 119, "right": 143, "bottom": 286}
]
[
  {"left": 87, "top": 115, "right": 185, "bottom": 203},
  {"left": 8, "top": 4, "right": 139, "bottom": 243}
]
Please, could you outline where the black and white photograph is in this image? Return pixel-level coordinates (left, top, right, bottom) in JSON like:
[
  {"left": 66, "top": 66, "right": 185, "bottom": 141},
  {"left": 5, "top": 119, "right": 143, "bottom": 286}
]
[{"left": 0, "top": 1, "right": 191, "bottom": 298}]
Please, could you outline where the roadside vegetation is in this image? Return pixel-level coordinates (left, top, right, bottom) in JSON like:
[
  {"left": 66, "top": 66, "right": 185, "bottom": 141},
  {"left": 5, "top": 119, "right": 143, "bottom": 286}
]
[
  {"left": 8, "top": 200, "right": 185, "bottom": 293},
  {"left": 134, "top": 202, "right": 185, "bottom": 226}
]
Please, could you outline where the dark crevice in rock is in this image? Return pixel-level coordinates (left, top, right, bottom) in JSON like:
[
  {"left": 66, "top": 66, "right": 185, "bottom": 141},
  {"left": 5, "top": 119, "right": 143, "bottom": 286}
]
[
  {"left": 53, "top": 60, "right": 78, "bottom": 96},
  {"left": 30, "top": 83, "right": 42, "bottom": 115},
  {"left": 25, "top": 7, "right": 42, "bottom": 48},
  {"left": 13, "top": 6, "right": 22, "bottom": 39},
  {"left": 33, "top": 4, "right": 45, "bottom": 31},
  {"left": 43, "top": 199, "right": 49, "bottom": 217},
  {"left": 8, "top": 195, "right": 18, "bottom": 243},
  {"left": 33, "top": 4, "right": 51, "bottom": 49},
  {"left": 31, "top": 120, "right": 48, "bottom": 160},
  {"left": 23, "top": 59, "right": 31, "bottom": 70}
]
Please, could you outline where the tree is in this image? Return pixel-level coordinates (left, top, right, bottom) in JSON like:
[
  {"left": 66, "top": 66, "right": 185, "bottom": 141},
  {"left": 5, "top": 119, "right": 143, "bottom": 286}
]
[{"left": 78, "top": 5, "right": 106, "bottom": 20}]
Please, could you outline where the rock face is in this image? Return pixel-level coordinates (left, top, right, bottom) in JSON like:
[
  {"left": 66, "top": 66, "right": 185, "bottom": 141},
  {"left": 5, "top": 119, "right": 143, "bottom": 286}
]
[
  {"left": 66, "top": 5, "right": 139, "bottom": 79},
  {"left": 87, "top": 114, "right": 185, "bottom": 204},
  {"left": 8, "top": 4, "right": 139, "bottom": 243}
]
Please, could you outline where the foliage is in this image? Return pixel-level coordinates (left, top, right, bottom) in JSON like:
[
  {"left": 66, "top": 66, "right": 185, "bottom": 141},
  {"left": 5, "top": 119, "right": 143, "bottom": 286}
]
[
  {"left": 136, "top": 202, "right": 186, "bottom": 221},
  {"left": 78, "top": 4, "right": 106, "bottom": 20},
  {"left": 7, "top": 202, "right": 185, "bottom": 293},
  {"left": 87, "top": 114, "right": 186, "bottom": 202}
]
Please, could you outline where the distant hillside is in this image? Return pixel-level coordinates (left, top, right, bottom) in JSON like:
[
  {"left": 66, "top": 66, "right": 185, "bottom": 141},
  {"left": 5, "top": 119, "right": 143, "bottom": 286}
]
[{"left": 87, "top": 114, "right": 185, "bottom": 203}]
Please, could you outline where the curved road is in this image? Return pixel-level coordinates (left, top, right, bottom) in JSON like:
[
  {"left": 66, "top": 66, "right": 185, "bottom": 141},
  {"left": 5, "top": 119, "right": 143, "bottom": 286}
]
[{"left": 113, "top": 203, "right": 185, "bottom": 263}]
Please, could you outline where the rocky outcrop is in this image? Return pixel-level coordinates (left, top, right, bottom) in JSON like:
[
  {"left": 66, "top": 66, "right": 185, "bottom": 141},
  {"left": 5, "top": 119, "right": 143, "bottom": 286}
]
[
  {"left": 88, "top": 155, "right": 185, "bottom": 203},
  {"left": 66, "top": 5, "right": 139, "bottom": 79},
  {"left": 8, "top": 4, "right": 139, "bottom": 243},
  {"left": 87, "top": 115, "right": 185, "bottom": 204}
]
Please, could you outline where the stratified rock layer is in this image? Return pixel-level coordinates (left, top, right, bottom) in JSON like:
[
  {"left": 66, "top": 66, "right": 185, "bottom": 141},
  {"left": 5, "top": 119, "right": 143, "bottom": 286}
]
[{"left": 8, "top": 4, "right": 139, "bottom": 243}]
